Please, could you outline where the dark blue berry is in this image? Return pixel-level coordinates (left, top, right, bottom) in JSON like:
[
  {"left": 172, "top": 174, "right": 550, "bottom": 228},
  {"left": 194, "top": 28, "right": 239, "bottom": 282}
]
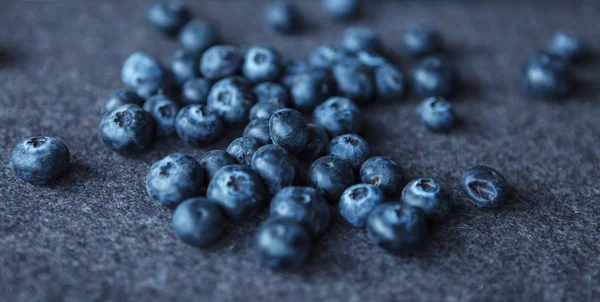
[
  {"left": 249, "top": 102, "right": 284, "bottom": 121},
  {"left": 521, "top": 52, "right": 572, "bottom": 98},
  {"left": 323, "top": 0, "right": 359, "bottom": 20},
  {"left": 99, "top": 104, "right": 154, "bottom": 154},
  {"left": 134, "top": 79, "right": 176, "bottom": 100},
  {"left": 402, "top": 24, "right": 441, "bottom": 58},
  {"left": 340, "top": 183, "right": 384, "bottom": 228},
  {"left": 178, "top": 19, "right": 218, "bottom": 54},
  {"left": 265, "top": 1, "right": 299, "bottom": 34},
  {"left": 9, "top": 136, "right": 70, "bottom": 185},
  {"left": 360, "top": 156, "right": 404, "bottom": 197},
  {"left": 280, "top": 60, "right": 309, "bottom": 87},
  {"left": 298, "top": 124, "right": 329, "bottom": 161},
  {"left": 143, "top": 95, "right": 179, "bottom": 137},
  {"left": 181, "top": 77, "right": 211, "bottom": 105},
  {"left": 546, "top": 31, "right": 584, "bottom": 62},
  {"left": 243, "top": 45, "right": 283, "bottom": 84},
  {"left": 146, "top": 153, "right": 204, "bottom": 207},
  {"left": 357, "top": 50, "right": 388, "bottom": 68},
  {"left": 207, "top": 76, "right": 255, "bottom": 125},
  {"left": 416, "top": 96, "right": 456, "bottom": 132},
  {"left": 198, "top": 150, "right": 237, "bottom": 185},
  {"left": 270, "top": 186, "right": 330, "bottom": 237},
  {"left": 410, "top": 56, "right": 457, "bottom": 98},
  {"left": 169, "top": 49, "right": 199, "bottom": 85},
  {"left": 206, "top": 164, "right": 266, "bottom": 223},
  {"left": 332, "top": 57, "right": 375, "bottom": 105},
  {"left": 102, "top": 89, "right": 144, "bottom": 114},
  {"left": 461, "top": 165, "right": 508, "bottom": 208},
  {"left": 374, "top": 64, "right": 405, "bottom": 99},
  {"left": 367, "top": 203, "right": 428, "bottom": 256},
  {"left": 147, "top": 1, "right": 190, "bottom": 36},
  {"left": 226, "top": 137, "right": 262, "bottom": 166},
  {"left": 243, "top": 119, "right": 271, "bottom": 145},
  {"left": 253, "top": 82, "right": 290, "bottom": 107},
  {"left": 401, "top": 178, "right": 451, "bottom": 221},
  {"left": 175, "top": 104, "right": 224, "bottom": 145},
  {"left": 326, "top": 133, "right": 369, "bottom": 171},
  {"left": 308, "top": 45, "right": 342, "bottom": 69},
  {"left": 251, "top": 145, "right": 297, "bottom": 196},
  {"left": 121, "top": 52, "right": 166, "bottom": 91},
  {"left": 269, "top": 108, "right": 308, "bottom": 154},
  {"left": 290, "top": 69, "right": 336, "bottom": 114},
  {"left": 313, "top": 97, "right": 360, "bottom": 137},
  {"left": 307, "top": 156, "right": 355, "bottom": 202},
  {"left": 200, "top": 45, "right": 242, "bottom": 80},
  {"left": 338, "top": 27, "right": 380, "bottom": 53},
  {"left": 254, "top": 217, "right": 311, "bottom": 270},
  {"left": 172, "top": 197, "right": 224, "bottom": 248}
]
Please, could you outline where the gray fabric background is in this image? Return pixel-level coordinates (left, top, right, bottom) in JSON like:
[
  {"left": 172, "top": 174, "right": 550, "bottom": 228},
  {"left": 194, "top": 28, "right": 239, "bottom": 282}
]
[{"left": 1, "top": 0, "right": 599, "bottom": 301}]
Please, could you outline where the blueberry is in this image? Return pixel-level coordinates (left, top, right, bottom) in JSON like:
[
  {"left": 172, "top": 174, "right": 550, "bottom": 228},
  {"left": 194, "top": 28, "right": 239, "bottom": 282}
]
[
  {"left": 332, "top": 57, "right": 375, "bottom": 105},
  {"left": 146, "top": 153, "right": 204, "bottom": 207},
  {"left": 280, "top": 59, "right": 309, "bottom": 87},
  {"left": 172, "top": 198, "right": 224, "bottom": 248},
  {"left": 250, "top": 145, "right": 297, "bottom": 196},
  {"left": 298, "top": 124, "right": 329, "bottom": 161},
  {"left": 357, "top": 50, "right": 388, "bottom": 68},
  {"left": 270, "top": 186, "right": 330, "bottom": 237},
  {"left": 199, "top": 45, "right": 242, "bottom": 81},
  {"left": 175, "top": 104, "right": 224, "bottom": 145},
  {"left": 402, "top": 24, "right": 441, "bottom": 58},
  {"left": 206, "top": 164, "right": 266, "bottom": 223},
  {"left": 102, "top": 88, "right": 144, "bottom": 114},
  {"left": 374, "top": 64, "right": 405, "bottom": 99},
  {"left": 147, "top": 1, "right": 190, "bottom": 36},
  {"left": 178, "top": 19, "right": 218, "bottom": 54},
  {"left": 243, "top": 119, "right": 272, "bottom": 145},
  {"left": 265, "top": 1, "right": 299, "bottom": 34},
  {"left": 416, "top": 96, "right": 456, "bottom": 132},
  {"left": 546, "top": 31, "right": 584, "bottom": 62},
  {"left": 338, "top": 27, "right": 380, "bottom": 53},
  {"left": 360, "top": 156, "right": 404, "bottom": 197},
  {"left": 340, "top": 184, "right": 384, "bottom": 228},
  {"left": 521, "top": 52, "right": 572, "bottom": 98},
  {"left": 99, "top": 104, "right": 154, "bottom": 154},
  {"left": 367, "top": 203, "right": 428, "bottom": 256},
  {"left": 308, "top": 45, "right": 342, "bottom": 69},
  {"left": 307, "top": 156, "right": 355, "bottom": 202},
  {"left": 181, "top": 77, "right": 211, "bottom": 105},
  {"left": 243, "top": 45, "right": 283, "bottom": 84},
  {"left": 410, "top": 56, "right": 457, "bottom": 98},
  {"left": 9, "top": 137, "right": 70, "bottom": 185},
  {"left": 312, "top": 96, "right": 360, "bottom": 137},
  {"left": 198, "top": 150, "right": 237, "bottom": 185},
  {"left": 253, "top": 82, "right": 290, "bottom": 107},
  {"left": 461, "top": 165, "right": 508, "bottom": 208},
  {"left": 326, "top": 133, "right": 369, "bottom": 171},
  {"left": 143, "top": 94, "right": 179, "bottom": 137},
  {"left": 401, "top": 178, "right": 451, "bottom": 221},
  {"left": 269, "top": 108, "right": 308, "bottom": 154},
  {"left": 290, "top": 69, "right": 336, "bottom": 114},
  {"left": 249, "top": 102, "right": 284, "bottom": 121},
  {"left": 121, "top": 52, "right": 166, "bottom": 91},
  {"left": 134, "top": 79, "right": 176, "bottom": 100},
  {"left": 323, "top": 0, "right": 359, "bottom": 20},
  {"left": 206, "top": 76, "right": 255, "bottom": 125},
  {"left": 226, "top": 137, "right": 263, "bottom": 166},
  {"left": 254, "top": 217, "right": 311, "bottom": 269},
  {"left": 169, "top": 49, "right": 199, "bottom": 85}
]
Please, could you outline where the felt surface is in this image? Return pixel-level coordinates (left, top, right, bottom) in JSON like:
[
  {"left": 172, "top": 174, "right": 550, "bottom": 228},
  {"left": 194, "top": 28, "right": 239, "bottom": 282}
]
[{"left": 1, "top": 0, "right": 600, "bottom": 301}]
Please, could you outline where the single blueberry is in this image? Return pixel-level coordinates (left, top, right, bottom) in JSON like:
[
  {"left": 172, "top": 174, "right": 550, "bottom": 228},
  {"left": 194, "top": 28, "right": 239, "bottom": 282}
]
[
  {"left": 269, "top": 108, "right": 308, "bottom": 154},
  {"left": 102, "top": 88, "right": 144, "bottom": 114},
  {"left": 226, "top": 137, "right": 263, "bottom": 166},
  {"left": 401, "top": 178, "right": 451, "bottom": 221},
  {"left": 308, "top": 45, "right": 342, "bottom": 69},
  {"left": 374, "top": 63, "right": 405, "bottom": 99},
  {"left": 360, "top": 156, "right": 404, "bottom": 197},
  {"left": 461, "top": 165, "right": 508, "bottom": 208},
  {"left": 147, "top": 1, "right": 190, "bottom": 36},
  {"left": 298, "top": 124, "right": 329, "bottom": 161},
  {"left": 402, "top": 24, "right": 441, "bottom": 58},
  {"left": 143, "top": 94, "right": 179, "bottom": 137},
  {"left": 254, "top": 217, "right": 311, "bottom": 270},
  {"left": 172, "top": 198, "right": 224, "bottom": 248},
  {"left": 416, "top": 96, "right": 456, "bottom": 132},
  {"left": 307, "top": 156, "right": 355, "bottom": 202},
  {"left": 198, "top": 150, "right": 238, "bottom": 186},
  {"left": 146, "top": 153, "right": 205, "bottom": 207},
  {"left": 243, "top": 45, "right": 283, "bottom": 84},
  {"left": 546, "top": 31, "right": 584, "bottom": 62},
  {"left": 99, "top": 104, "right": 154, "bottom": 154},
  {"left": 338, "top": 27, "right": 380, "bottom": 53},
  {"left": 290, "top": 69, "right": 336, "bottom": 114},
  {"left": 9, "top": 136, "right": 70, "bottom": 185},
  {"left": 356, "top": 50, "right": 388, "bottom": 68},
  {"left": 206, "top": 164, "right": 266, "bottom": 223},
  {"left": 367, "top": 203, "right": 428, "bottom": 256},
  {"left": 181, "top": 77, "right": 211, "bottom": 105},
  {"left": 169, "top": 49, "right": 200, "bottom": 85},
  {"left": 323, "top": 0, "right": 359, "bottom": 20},
  {"left": 206, "top": 76, "right": 256, "bottom": 125},
  {"left": 410, "top": 56, "right": 457, "bottom": 98},
  {"left": 134, "top": 78, "right": 176, "bottom": 100},
  {"left": 270, "top": 186, "right": 330, "bottom": 237},
  {"left": 175, "top": 104, "right": 225, "bottom": 145},
  {"left": 265, "top": 1, "right": 299, "bottom": 34},
  {"left": 521, "top": 52, "right": 572, "bottom": 98},
  {"left": 313, "top": 96, "right": 360, "bottom": 137},
  {"left": 326, "top": 133, "right": 369, "bottom": 171},
  {"left": 280, "top": 59, "right": 309, "bottom": 88},
  {"left": 253, "top": 81, "right": 290, "bottom": 107},
  {"left": 251, "top": 145, "right": 297, "bottom": 196},
  {"left": 340, "top": 183, "right": 384, "bottom": 228},
  {"left": 200, "top": 45, "right": 242, "bottom": 81},
  {"left": 121, "top": 52, "right": 166, "bottom": 91},
  {"left": 178, "top": 19, "right": 218, "bottom": 54},
  {"left": 332, "top": 57, "right": 375, "bottom": 105},
  {"left": 249, "top": 102, "right": 284, "bottom": 121},
  {"left": 243, "top": 119, "right": 272, "bottom": 145}
]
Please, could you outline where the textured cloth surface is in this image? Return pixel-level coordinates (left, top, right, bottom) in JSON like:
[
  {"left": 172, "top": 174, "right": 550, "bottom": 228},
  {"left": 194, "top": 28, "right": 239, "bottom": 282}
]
[{"left": 1, "top": 1, "right": 600, "bottom": 301}]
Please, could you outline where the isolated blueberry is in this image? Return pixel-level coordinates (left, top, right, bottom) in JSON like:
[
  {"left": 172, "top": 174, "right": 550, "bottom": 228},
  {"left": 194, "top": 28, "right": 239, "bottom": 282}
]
[
  {"left": 254, "top": 217, "right": 311, "bottom": 270},
  {"left": 207, "top": 164, "right": 266, "bottom": 223},
  {"left": 207, "top": 76, "right": 255, "bottom": 124},
  {"left": 461, "top": 165, "right": 508, "bottom": 208},
  {"left": 313, "top": 96, "right": 360, "bottom": 137},
  {"left": 401, "top": 178, "right": 451, "bottom": 221},
  {"left": 243, "top": 45, "right": 283, "bottom": 84},
  {"left": 269, "top": 108, "right": 308, "bottom": 154},
  {"left": 270, "top": 186, "right": 330, "bottom": 237},
  {"left": 169, "top": 49, "right": 199, "bottom": 85},
  {"left": 546, "top": 31, "right": 584, "bottom": 62},
  {"left": 102, "top": 88, "right": 144, "bottom": 114},
  {"left": 374, "top": 64, "right": 405, "bottom": 99},
  {"left": 340, "top": 184, "right": 384, "bottom": 227},
  {"left": 9, "top": 137, "right": 70, "bottom": 185},
  {"left": 298, "top": 124, "right": 329, "bottom": 161},
  {"left": 178, "top": 19, "right": 218, "bottom": 54},
  {"left": 172, "top": 198, "right": 224, "bottom": 248},
  {"left": 280, "top": 60, "right": 309, "bottom": 87},
  {"left": 243, "top": 119, "right": 271, "bottom": 145},
  {"left": 253, "top": 82, "right": 290, "bottom": 107},
  {"left": 250, "top": 102, "right": 284, "bottom": 121},
  {"left": 146, "top": 153, "right": 204, "bottom": 207},
  {"left": 143, "top": 94, "right": 179, "bottom": 136},
  {"left": 323, "top": 0, "right": 359, "bottom": 20},
  {"left": 181, "top": 77, "right": 211, "bottom": 105},
  {"left": 411, "top": 56, "right": 457, "bottom": 98},
  {"left": 175, "top": 104, "right": 224, "bottom": 145},
  {"left": 307, "top": 156, "right": 355, "bottom": 202},
  {"left": 251, "top": 145, "right": 297, "bottom": 196},
  {"left": 521, "top": 52, "right": 572, "bottom": 98},
  {"left": 198, "top": 150, "right": 237, "bottom": 185},
  {"left": 121, "top": 52, "right": 166, "bottom": 91},
  {"left": 265, "top": 1, "right": 299, "bottom": 34},
  {"left": 327, "top": 134, "right": 369, "bottom": 171},
  {"left": 226, "top": 137, "right": 262, "bottom": 166},
  {"left": 360, "top": 156, "right": 404, "bottom": 197},
  {"left": 402, "top": 24, "right": 441, "bottom": 58},
  {"left": 416, "top": 96, "right": 456, "bottom": 132},
  {"left": 332, "top": 58, "right": 375, "bottom": 105},
  {"left": 367, "top": 203, "right": 428, "bottom": 256},
  {"left": 200, "top": 45, "right": 242, "bottom": 80},
  {"left": 357, "top": 50, "right": 388, "bottom": 68},
  {"left": 147, "top": 1, "right": 190, "bottom": 36},
  {"left": 290, "top": 70, "right": 336, "bottom": 114},
  {"left": 99, "top": 104, "right": 154, "bottom": 154},
  {"left": 338, "top": 27, "right": 380, "bottom": 53},
  {"left": 308, "top": 45, "right": 342, "bottom": 69}
]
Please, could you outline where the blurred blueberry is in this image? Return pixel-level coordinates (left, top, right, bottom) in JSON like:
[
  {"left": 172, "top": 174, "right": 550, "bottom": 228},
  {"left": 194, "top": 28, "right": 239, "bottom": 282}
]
[
  {"left": 416, "top": 96, "right": 456, "bottom": 132},
  {"left": 243, "top": 119, "right": 272, "bottom": 145},
  {"left": 178, "top": 19, "right": 218, "bottom": 54},
  {"left": 270, "top": 186, "right": 330, "bottom": 237},
  {"left": 313, "top": 96, "right": 360, "bottom": 137},
  {"left": 181, "top": 77, "right": 211, "bottom": 105}
]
